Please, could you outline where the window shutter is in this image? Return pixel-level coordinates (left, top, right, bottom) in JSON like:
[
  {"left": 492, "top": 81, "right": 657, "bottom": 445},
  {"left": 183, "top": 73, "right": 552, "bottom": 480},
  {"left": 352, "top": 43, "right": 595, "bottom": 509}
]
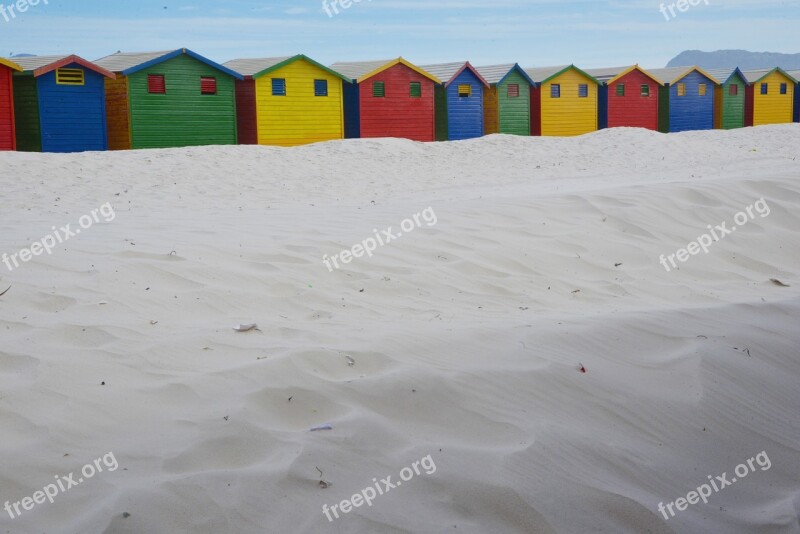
[
  {"left": 410, "top": 82, "right": 422, "bottom": 98},
  {"left": 578, "top": 84, "right": 589, "bottom": 98},
  {"left": 729, "top": 84, "right": 738, "bottom": 96},
  {"left": 760, "top": 83, "right": 768, "bottom": 95},
  {"left": 551, "top": 84, "right": 561, "bottom": 98},
  {"left": 780, "top": 83, "right": 787, "bottom": 95},
  {"left": 200, "top": 77, "right": 217, "bottom": 95},
  {"left": 373, "top": 81, "right": 385, "bottom": 97},
  {"left": 314, "top": 79, "right": 328, "bottom": 96},
  {"left": 616, "top": 84, "right": 625, "bottom": 97},
  {"left": 148, "top": 74, "right": 166, "bottom": 94},
  {"left": 56, "top": 68, "right": 85, "bottom": 86},
  {"left": 698, "top": 84, "right": 707, "bottom": 96},
  {"left": 458, "top": 84, "right": 472, "bottom": 98},
  {"left": 272, "top": 78, "right": 287, "bottom": 96},
  {"left": 507, "top": 84, "right": 520, "bottom": 98},
  {"left": 641, "top": 84, "right": 650, "bottom": 97},
  {"left": 677, "top": 83, "right": 686, "bottom": 97}
]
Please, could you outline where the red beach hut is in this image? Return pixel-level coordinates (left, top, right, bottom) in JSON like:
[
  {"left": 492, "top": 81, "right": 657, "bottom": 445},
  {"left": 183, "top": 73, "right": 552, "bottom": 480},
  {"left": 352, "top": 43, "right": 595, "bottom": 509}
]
[
  {"left": 0, "top": 57, "right": 22, "bottom": 151},
  {"left": 586, "top": 65, "right": 663, "bottom": 131}
]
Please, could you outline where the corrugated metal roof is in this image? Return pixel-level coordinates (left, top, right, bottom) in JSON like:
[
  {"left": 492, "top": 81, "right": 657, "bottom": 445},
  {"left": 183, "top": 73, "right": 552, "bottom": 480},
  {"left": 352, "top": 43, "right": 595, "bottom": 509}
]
[
  {"left": 787, "top": 69, "right": 800, "bottom": 81},
  {"left": 330, "top": 59, "right": 395, "bottom": 80},
  {"left": 705, "top": 68, "right": 743, "bottom": 84},
  {"left": 474, "top": 64, "right": 518, "bottom": 84},
  {"left": 94, "top": 50, "right": 177, "bottom": 72},
  {"left": 583, "top": 66, "right": 634, "bottom": 83},
  {"left": 12, "top": 55, "right": 71, "bottom": 71},
  {"left": 523, "top": 65, "right": 571, "bottom": 83},
  {"left": 418, "top": 62, "right": 467, "bottom": 84},
  {"left": 645, "top": 66, "right": 719, "bottom": 84},
  {"left": 742, "top": 67, "right": 798, "bottom": 83},
  {"left": 223, "top": 56, "right": 294, "bottom": 77}
]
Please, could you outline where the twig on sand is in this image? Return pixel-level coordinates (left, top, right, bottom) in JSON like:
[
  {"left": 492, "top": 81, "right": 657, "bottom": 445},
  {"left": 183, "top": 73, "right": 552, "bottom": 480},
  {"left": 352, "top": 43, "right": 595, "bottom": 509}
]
[
  {"left": 0, "top": 286, "right": 9, "bottom": 298},
  {"left": 770, "top": 278, "right": 790, "bottom": 287}
]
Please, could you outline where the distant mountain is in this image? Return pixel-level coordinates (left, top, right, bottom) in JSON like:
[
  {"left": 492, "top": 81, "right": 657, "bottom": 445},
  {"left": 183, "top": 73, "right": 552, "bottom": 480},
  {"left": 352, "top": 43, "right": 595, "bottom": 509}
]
[{"left": 667, "top": 50, "right": 800, "bottom": 70}]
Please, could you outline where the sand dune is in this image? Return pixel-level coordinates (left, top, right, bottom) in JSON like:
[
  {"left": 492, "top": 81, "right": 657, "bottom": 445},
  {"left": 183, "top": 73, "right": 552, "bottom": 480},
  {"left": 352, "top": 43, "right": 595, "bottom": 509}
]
[{"left": 1, "top": 125, "right": 799, "bottom": 533}]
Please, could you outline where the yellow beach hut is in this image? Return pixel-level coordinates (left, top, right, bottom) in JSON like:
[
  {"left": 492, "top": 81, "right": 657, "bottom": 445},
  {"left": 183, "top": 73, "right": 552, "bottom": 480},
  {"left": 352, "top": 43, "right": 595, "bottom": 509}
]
[
  {"left": 526, "top": 65, "right": 600, "bottom": 136},
  {"left": 743, "top": 68, "right": 797, "bottom": 127},
  {"left": 224, "top": 55, "right": 351, "bottom": 146}
]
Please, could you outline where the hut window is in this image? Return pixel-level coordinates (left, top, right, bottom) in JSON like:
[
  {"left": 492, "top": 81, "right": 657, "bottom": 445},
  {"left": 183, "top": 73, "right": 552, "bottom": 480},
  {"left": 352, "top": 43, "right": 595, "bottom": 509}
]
[
  {"left": 641, "top": 84, "right": 650, "bottom": 97},
  {"left": 410, "top": 82, "right": 422, "bottom": 98},
  {"left": 578, "top": 84, "right": 588, "bottom": 98},
  {"left": 458, "top": 84, "right": 472, "bottom": 98},
  {"left": 616, "top": 84, "right": 625, "bottom": 97},
  {"left": 56, "top": 68, "right": 85, "bottom": 86},
  {"left": 698, "top": 84, "right": 707, "bottom": 96},
  {"left": 272, "top": 78, "right": 287, "bottom": 96},
  {"left": 677, "top": 83, "right": 686, "bottom": 97},
  {"left": 200, "top": 77, "right": 217, "bottom": 95},
  {"left": 507, "top": 84, "right": 520, "bottom": 98},
  {"left": 760, "top": 83, "right": 768, "bottom": 95},
  {"left": 780, "top": 83, "right": 788, "bottom": 95},
  {"left": 373, "top": 81, "right": 385, "bottom": 98},
  {"left": 551, "top": 84, "right": 561, "bottom": 98},
  {"left": 148, "top": 74, "right": 166, "bottom": 94},
  {"left": 314, "top": 79, "right": 328, "bottom": 97},
  {"left": 729, "top": 84, "right": 738, "bottom": 96}
]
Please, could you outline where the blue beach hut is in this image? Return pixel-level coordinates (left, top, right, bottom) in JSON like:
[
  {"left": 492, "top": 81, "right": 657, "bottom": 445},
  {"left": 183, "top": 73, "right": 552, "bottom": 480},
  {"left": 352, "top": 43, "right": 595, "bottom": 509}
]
[
  {"left": 648, "top": 67, "right": 719, "bottom": 133},
  {"left": 420, "top": 62, "right": 489, "bottom": 141}
]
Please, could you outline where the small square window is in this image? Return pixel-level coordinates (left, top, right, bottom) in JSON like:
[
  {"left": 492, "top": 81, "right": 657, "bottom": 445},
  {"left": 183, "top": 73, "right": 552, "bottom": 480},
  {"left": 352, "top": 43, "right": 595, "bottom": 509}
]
[
  {"left": 200, "top": 77, "right": 217, "bottom": 95},
  {"left": 641, "top": 84, "right": 650, "bottom": 97},
  {"left": 578, "top": 84, "right": 588, "bottom": 98},
  {"left": 729, "top": 84, "right": 738, "bottom": 96},
  {"left": 780, "top": 83, "right": 788, "bottom": 95},
  {"left": 698, "top": 84, "right": 707, "bottom": 96},
  {"left": 410, "top": 82, "right": 422, "bottom": 98},
  {"left": 373, "top": 81, "right": 385, "bottom": 98},
  {"left": 272, "top": 78, "right": 286, "bottom": 96},
  {"left": 148, "top": 74, "right": 166, "bottom": 94},
  {"left": 760, "top": 83, "right": 768, "bottom": 95},
  {"left": 551, "top": 84, "right": 561, "bottom": 98},
  {"left": 314, "top": 79, "right": 328, "bottom": 97},
  {"left": 616, "top": 84, "right": 625, "bottom": 97},
  {"left": 507, "top": 84, "right": 520, "bottom": 98},
  {"left": 56, "top": 68, "right": 85, "bottom": 86},
  {"left": 458, "top": 84, "right": 472, "bottom": 98},
  {"left": 677, "top": 83, "right": 686, "bottom": 97}
]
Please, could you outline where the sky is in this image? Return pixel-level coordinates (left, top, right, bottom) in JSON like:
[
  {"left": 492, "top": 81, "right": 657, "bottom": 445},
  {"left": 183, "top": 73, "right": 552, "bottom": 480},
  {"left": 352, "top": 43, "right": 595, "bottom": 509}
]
[{"left": 0, "top": 0, "right": 798, "bottom": 68}]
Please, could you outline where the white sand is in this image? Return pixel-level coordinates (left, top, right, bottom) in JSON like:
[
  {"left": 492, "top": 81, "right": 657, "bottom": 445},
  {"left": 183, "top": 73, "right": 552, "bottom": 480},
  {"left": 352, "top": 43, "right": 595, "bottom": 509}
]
[{"left": 1, "top": 125, "right": 799, "bottom": 533}]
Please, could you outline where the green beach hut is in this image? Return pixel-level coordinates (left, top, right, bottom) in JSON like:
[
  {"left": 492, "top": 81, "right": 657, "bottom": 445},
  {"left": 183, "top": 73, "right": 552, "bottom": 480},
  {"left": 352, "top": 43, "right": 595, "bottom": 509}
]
[{"left": 708, "top": 68, "right": 747, "bottom": 130}]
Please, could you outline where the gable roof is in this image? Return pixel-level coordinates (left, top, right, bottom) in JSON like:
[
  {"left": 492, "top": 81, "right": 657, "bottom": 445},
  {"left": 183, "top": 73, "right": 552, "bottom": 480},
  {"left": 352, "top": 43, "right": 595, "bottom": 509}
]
[
  {"left": 646, "top": 66, "right": 720, "bottom": 85},
  {"left": 418, "top": 62, "right": 489, "bottom": 88},
  {"left": 474, "top": 63, "right": 534, "bottom": 87},
  {"left": 742, "top": 67, "right": 798, "bottom": 84},
  {"left": 95, "top": 49, "right": 243, "bottom": 80},
  {"left": 787, "top": 69, "right": 800, "bottom": 82},
  {"left": 12, "top": 54, "right": 115, "bottom": 79},
  {"left": 705, "top": 67, "right": 748, "bottom": 85},
  {"left": 224, "top": 54, "right": 351, "bottom": 82},
  {"left": 0, "top": 57, "right": 23, "bottom": 71},
  {"left": 524, "top": 65, "right": 600, "bottom": 86},
  {"left": 584, "top": 65, "right": 664, "bottom": 86},
  {"left": 330, "top": 58, "right": 440, "bottom": 84}
]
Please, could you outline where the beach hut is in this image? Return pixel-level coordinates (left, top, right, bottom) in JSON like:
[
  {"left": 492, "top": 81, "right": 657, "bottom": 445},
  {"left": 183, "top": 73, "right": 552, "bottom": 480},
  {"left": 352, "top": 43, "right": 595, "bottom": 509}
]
[
  {"left": 330, "top": 58, "right": 440, "bottom": 142},
  {"left": 790, "top": 70, "right": 800, "bottom": 123},
  {"left": 95, "top": 49, "right": 242, "bottom": 150},
  {"left": 0, "top": 58, "right": 22, "bottom": 151},
  {"left": 585, "top": 65, "right": 662, "bottom": 131},
  {"left": 12, "top": 55, "right": 114, "bottom": 152},
  {"left": 474, "top": 64, "right": 534, "bottom": 136},
  {"left": 526, "top": 65, "right": 600, "bottom": 136},
  {"left": 742, "top": 68, "right": 797, "bottom": 127},
  {"left": 706, "top": 68, "right": 747, "bottom": 130},
  {"left": 419, "top": 62, "right": 489, "bottom": 141},
  {"left": 648, "top": 67, "right": 719, "bottom": 133},
  {"left": 223, "top": 55, "right": 351, "bottom": 146}
]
